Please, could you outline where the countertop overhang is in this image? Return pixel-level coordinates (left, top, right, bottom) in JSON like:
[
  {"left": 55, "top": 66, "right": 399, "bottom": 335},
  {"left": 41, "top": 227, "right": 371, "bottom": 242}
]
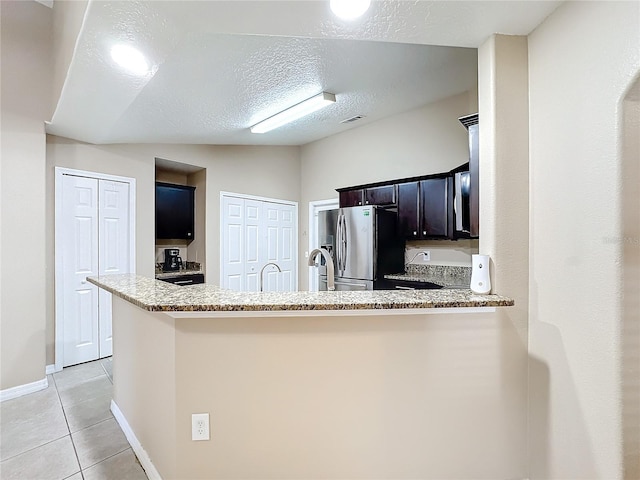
[{"left": 87, "top": 274, "right": 514, "bottom": 317}]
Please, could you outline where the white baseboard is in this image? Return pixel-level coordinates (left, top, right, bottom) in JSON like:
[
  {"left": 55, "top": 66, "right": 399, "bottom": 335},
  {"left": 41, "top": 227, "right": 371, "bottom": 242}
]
[
  {"left": 111, "top": 400, "right": 163, "bottom": 480},
  {"left": 45, "top": 364, "right": 58, "bottom": 375},
  {"left": 0, "top": 377, "right": 48, "bottom": 402}
]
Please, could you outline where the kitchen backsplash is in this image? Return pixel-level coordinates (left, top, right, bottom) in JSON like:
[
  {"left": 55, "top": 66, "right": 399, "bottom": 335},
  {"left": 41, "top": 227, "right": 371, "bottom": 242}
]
[
  {"left": 406, "top": 264, "right": 472, "bottom": 286},
  {"left": 405, "top": 239, "right": 478, "bottom": 266},
  {"left": 155, "top": 261, "right": 202, "bottom": 274}
]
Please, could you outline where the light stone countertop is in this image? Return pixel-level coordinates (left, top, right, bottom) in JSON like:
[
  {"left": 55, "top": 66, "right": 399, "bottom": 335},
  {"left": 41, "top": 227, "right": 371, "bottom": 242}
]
[{"left": 87, "top": 274, "right": 514, "bottom": 313}]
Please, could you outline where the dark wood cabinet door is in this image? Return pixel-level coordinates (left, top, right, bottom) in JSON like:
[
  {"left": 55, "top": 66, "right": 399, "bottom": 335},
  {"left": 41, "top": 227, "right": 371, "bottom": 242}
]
[
  {"left": 339, "top": 189, "right": 364, "bottom": 208},
  {"left": 155, "top": 183, "right": 195, "bottom": 240},
  {"left": 420, "top": 178, "right": 448, "bottom": 237},
  {"left": 396, "top": 182, "right": 420, "bottom": 239},
  {"left": 364, "top": 185, "right": 396, "bottom": 206}
]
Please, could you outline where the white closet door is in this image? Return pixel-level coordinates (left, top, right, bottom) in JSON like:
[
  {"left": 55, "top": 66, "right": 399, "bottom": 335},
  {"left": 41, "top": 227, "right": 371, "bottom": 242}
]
[
  {"left": 98, "top": 180, "right": 130, "bottom": 358},
  {"left": 221, "top": 194, "right": 297, "bottom": 292},
  {"left": 221, "top": 196, "right": 245, "bottom": 291},
  {"left": 244, "top": 199, "right": 262, "bottom": 292},
  {"left": 61, "top": 175, "right": 100, "bottom": 367},
  {"left": 263, "top": 202, "right": 296, "bottom": 292}
]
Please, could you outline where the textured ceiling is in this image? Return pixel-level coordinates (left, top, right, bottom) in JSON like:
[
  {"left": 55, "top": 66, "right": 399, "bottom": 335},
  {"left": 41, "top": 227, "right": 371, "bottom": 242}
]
[{"left": 46, "top": 0, "right": 561, "bottom": 146}]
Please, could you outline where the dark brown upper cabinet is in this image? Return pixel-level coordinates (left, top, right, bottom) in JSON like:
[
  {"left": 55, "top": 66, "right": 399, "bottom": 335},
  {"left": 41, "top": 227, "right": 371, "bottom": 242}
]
[
  {"left": 420, "top": 178, "right": 448, "bottom": 238},
  {"left": 397, "top": 178, "right": 449, "bottom": 240},
  {"left": 364, "top": 185, "right": 396, "bottom": 206},
  {"left": 155, "top": 182, "right": 195, "bottom": 240},
  {"left": 338, "top": 184, "right": 396, "bottom": 208},
  {"left": 338, "top": 189, "right": 364, "bottom": 207},
  {"left": 396, "top": 181, "right": 420, "bottom": 238}
]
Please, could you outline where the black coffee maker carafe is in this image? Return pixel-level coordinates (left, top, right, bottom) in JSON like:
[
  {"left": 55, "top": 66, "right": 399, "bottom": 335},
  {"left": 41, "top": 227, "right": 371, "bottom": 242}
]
[{"left": 163, "top": 248, "right": 182, "bottom": 272}]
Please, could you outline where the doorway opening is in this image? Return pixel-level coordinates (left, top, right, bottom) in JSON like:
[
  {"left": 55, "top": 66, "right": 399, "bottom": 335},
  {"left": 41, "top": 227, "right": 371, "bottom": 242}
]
[{"left": 308, "top": 198, "right": 339, "bottom": 291}]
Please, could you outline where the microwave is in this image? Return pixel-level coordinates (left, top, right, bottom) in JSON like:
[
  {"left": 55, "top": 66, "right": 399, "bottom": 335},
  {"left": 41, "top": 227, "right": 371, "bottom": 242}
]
[{"left": 454, "top": 171, "right": 471, "bottom": 234}]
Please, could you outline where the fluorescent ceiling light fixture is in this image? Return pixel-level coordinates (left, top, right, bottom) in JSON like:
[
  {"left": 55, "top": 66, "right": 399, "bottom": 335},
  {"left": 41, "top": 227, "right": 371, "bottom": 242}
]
[
  {"left": 330, "top": 0, "right": 371, "bottom": 19},
  {"left": 110, "top": 44, "right": 150, "bottom": 76},
  {"left": 250, "top": 92, "right": 336, "bottom": 134}
]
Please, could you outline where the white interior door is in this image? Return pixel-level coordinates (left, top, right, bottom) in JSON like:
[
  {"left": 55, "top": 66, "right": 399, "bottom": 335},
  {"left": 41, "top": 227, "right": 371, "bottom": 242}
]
[
  {"left": 221, "top": 196, "right": 244, "bottom": 291},
  {"left": 245, "top": 199, "right": 262, "bottom": 291},
  {"left": 264, "top": 202, "right": 295, "bottom": 291},
  {"left": 61, "top": 175, "right": 100, "bottom": 366},
  {"left": 221, "top": 193, "right": 297, "bottom": 292},
  {"left": 98, "top": 180, "right": 130, "bottom": 358},
  {"left": 56, "top": 168, "right": 135, "bottom": 370}
]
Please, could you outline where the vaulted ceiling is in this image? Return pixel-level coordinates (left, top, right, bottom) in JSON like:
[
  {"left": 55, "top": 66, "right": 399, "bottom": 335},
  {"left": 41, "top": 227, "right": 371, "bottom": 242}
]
[{"left": 46, "top": 1, "right": 561, "bottom": 146}]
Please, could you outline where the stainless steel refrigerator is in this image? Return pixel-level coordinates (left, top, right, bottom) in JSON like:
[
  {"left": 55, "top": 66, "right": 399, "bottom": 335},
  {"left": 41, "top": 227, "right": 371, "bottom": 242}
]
[{"left": 316, "top": 205, "right": 404, "bottom": 291}]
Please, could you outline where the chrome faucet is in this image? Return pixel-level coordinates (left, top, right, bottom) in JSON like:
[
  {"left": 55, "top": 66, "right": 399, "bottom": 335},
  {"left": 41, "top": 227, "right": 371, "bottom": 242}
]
[
  {"left": 259, "top": 262, "right": 282, "bottom": 292},
  {"left": 308, "top": 248, "right": 335, "bottom": 291}
]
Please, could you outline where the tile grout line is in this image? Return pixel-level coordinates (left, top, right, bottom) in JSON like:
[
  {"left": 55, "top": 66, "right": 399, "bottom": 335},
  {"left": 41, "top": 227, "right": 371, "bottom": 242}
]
[
  {"left": 51, "top": 372, "right": 85, "bottom": 479},
  {"left": 80, "top": 446, "right": 133, "bottom": 473},
  {"left": 0, "top": 432, "right": 72, "bottom": 464},
  {"left": 0, "top": 376, "right": 70, "bottom": 464}
]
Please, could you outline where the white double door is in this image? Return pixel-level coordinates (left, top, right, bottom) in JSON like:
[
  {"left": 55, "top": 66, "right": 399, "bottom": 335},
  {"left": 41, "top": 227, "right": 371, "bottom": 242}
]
[
  {"left": 59, "top": 173, "right": 131, "bottom": 367},
  {"left": 221, "top": 195, "right": 297, "bottom": 292}
]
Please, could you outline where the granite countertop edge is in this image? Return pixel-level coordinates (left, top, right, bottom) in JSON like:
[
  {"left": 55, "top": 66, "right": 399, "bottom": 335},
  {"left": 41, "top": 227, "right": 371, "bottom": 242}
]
[{"left": 88, "top": 274, "right": 514, "bottom": 313}]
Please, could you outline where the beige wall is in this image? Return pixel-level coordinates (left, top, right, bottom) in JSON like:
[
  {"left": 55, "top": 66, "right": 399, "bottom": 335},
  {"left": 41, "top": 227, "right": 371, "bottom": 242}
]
[
  {"left": 186, "top": 169, "right": 207, "bottom": 268},
  {"left": 114, "top": 298, "right": 528, "bottom": 479},
  {"left": 477, "top": 33, "right": 530, "bottom": 474},
  {"left": 298, "top": 91, "right": 478, "bottom": 289},
  {"left": 112, "top": 297, "right": 177, "bottom": 479},
  {"left": 0, "top": 1, "right": 52, "bottom": 390},
  {"left": 51, "top": 0, "right": 88, "bottom": 113},
  {"left": 528, "top": 2, "right": 640, "bottom": 478},
  {"left": 621, "top": 78, "right": 640, "bottom": 480},
  {"left": 45, "top": 139, "right": 299, "bottom": 365}
]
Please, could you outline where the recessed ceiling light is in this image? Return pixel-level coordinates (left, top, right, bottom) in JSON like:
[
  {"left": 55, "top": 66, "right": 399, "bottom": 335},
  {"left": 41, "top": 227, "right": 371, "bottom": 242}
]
[
  {"left": 110, "top": 44, "right": 150, "bottom": 76},
  {"left": 330, "top": 0, "right": 371, "bottom": 20}
]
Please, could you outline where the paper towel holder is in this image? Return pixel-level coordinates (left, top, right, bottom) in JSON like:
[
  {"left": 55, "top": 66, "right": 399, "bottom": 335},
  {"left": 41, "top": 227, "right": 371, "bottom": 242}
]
[{"left": 470, "top": 254, "right": 491, "bottom": 294}]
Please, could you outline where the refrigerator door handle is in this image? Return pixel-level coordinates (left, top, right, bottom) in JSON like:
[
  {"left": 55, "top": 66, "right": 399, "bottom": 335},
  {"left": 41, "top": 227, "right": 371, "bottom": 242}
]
[
  {"left": 335, "top": 214, "right": 342, "bottom": 274},
  {"left": 336, "top": 214, "right": 342, "bottom": 274},
  {"left": 339, "top": 214, "right": 347, "bottom": 275}
]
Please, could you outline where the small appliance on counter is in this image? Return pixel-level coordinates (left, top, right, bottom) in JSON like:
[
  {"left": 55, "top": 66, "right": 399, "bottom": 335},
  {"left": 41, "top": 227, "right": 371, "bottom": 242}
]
[
  {"left": 163, "top": 248, "right": 182, "bottom": 272},
  {"left": 470, "top": 254, "right": 491, "bottom": 294}
]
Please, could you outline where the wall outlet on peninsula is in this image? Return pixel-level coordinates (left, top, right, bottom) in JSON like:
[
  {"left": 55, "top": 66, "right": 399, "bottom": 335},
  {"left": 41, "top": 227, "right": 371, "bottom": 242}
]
[
  {"left": 192, "top": 413, "right": 210, "bottom": 441},
  {"left": 422, "top": 251, "right": 431, "bottom": 262}
]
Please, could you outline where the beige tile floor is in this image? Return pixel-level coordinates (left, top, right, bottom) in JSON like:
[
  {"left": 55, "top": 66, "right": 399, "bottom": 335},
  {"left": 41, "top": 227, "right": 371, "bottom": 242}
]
[{"left": 0, "top": 358, "right": 148, "bottom": 480}]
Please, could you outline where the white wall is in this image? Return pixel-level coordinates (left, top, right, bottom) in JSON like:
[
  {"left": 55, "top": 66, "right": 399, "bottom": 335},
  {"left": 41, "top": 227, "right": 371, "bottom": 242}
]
[
  {"left": 0, "top": 1, "right": 52, "bottom": 390},
  {"left": 528, "top": 2, "right": 640, "bottom": 477},
  {"left": 299, "top": 91, "right": 478, "bottom": 289}
]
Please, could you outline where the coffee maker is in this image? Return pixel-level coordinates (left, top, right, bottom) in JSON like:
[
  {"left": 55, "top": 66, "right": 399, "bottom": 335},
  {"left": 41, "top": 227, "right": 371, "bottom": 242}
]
[{"left": 163, "top": 248, "right": 182, "bottom": 272}]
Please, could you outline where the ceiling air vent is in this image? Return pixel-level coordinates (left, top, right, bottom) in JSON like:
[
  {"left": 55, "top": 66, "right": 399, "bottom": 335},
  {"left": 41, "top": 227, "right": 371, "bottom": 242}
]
[
  {"left": 458, "top": 113, "right": 479, "bottom": 130},
  {"left": 340, "top": 115, "right": 366, "bottom": 124}
]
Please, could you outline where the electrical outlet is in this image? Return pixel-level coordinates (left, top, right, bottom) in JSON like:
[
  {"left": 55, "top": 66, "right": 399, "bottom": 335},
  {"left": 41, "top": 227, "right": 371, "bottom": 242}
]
[
  {"left": 191, "top": 413, "right": 210, "bottom": 441},
  {"left": 422, "top": 251, "right": 431, "bottom": 262}
]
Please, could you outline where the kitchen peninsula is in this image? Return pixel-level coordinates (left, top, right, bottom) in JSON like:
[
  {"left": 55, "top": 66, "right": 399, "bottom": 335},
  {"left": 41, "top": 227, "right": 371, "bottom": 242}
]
[{"left": 89, "top": 274, "right": 514, "bottom": 479}]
